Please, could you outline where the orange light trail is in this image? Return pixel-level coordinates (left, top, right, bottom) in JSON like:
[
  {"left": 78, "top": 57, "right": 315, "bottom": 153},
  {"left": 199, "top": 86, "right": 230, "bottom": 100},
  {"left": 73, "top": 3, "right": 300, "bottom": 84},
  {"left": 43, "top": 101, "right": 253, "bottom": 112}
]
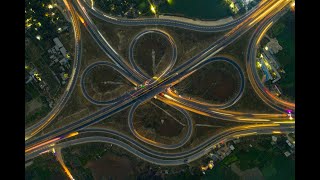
[
  {"left": 65, "top": 132, "right": 79, "bottom": 138},
  {"left": 25, "top": 137, "right": 60, "bottom": 153},
  {"left": 60, "top": 161, "right": 75, "bottom": 180}
]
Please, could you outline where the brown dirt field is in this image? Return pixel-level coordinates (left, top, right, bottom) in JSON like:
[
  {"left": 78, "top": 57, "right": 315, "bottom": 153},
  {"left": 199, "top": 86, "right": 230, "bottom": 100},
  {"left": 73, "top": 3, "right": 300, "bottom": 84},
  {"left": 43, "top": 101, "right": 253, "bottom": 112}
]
[
  {"left": 84, "top": 65, "right": 133, "bottom": 102},
  {"left": 175, "top": 61, "right": 240, "bottom": 104},
  {"left": 86, "top": 153, "right": 134, "bottom": 180},
  {"left": 134, "top": 33, "right": 172, "bottom": 77},
  {"left": 133, "top": 101, "right": 185, "bottom": 138}
]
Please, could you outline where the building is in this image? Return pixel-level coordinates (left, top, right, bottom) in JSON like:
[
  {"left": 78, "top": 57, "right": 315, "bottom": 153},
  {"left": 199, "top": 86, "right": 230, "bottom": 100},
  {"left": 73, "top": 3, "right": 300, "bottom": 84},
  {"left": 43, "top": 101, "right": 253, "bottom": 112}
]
[
  {"left": 60, "top": 47, "right": 67, "bottom": 57},
  {"left": 59, "top": 58, "right": 68, "bottom": 66},
  {"left": 53, "top": 37, "right": 63, "bottom": 48},
  {"left": 59, "top": 66, "right": 65, "bottom": 72},
  {"left": 259, "top": 52, "right": 282, "bottom": 83},
  {"left": 259, "top": 58, "right": 272, "bottom": 81},
  {"left": 233, "top": 139, "right": 241, "bottom": 144},
  {"left": 230, "top": 145, "right": 235, "bottom": 151},
  {"left": 60, "top": 72, "right": 68, "bottom": 81},
  {"left": 266, "top": 38, "right": 283, "bottom": 54},
  {"left": 54, "top": 45, "right": 60, "bottom": 52},
  {"left": 39, "top": 81, "right": 47, "bottom": 90},
  {"left": 284, "top": 151, "right": 291, "bottom": 157},
  {"left": 25, "top": 75, "right": 33, "bottom": 84},
  {"left": 263, "top": 48, "right": 280, "bottom": 69},
  {"left": 235, "top": 3, "right": 241, "bottom": 11}
]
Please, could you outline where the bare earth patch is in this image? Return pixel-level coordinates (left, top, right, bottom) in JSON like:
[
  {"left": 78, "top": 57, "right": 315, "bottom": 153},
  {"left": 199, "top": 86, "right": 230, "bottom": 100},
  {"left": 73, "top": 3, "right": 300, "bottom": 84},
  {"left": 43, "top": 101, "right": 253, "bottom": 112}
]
[
  {"left": 86, "top": 153, "right": 134, "bottom": 180},
  {"left": 25, "top": 97, "right": 43, "bottom": 115}
]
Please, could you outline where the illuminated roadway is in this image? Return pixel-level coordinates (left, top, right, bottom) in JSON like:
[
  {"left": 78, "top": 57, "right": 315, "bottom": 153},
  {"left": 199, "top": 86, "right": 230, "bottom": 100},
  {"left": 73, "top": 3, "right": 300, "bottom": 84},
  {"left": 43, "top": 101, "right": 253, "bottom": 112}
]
[
  {"left": 25, "top": 0, "right": 295, "bottom": 169},
  {"left": 25, "top": 1, "right": 83, "bottom": 140},
  {"left": 26, "top": 0, "right": 293, "bottom": 150},
  {"left": 246, "top": 7, "right": 295, "bottom": 115},
  {"left": 79, "top": 0, "right": 265, "bottom": 32},
  {"left": 26, "top": 125, "right": 294, "bottom": 165}
]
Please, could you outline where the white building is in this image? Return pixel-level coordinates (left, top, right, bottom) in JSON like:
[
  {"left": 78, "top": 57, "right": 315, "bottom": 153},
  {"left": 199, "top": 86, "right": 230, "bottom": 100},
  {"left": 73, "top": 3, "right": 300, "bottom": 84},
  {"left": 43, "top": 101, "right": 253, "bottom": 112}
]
[{"left": 272, "top": 136, "right": 277, "bottom": 142}]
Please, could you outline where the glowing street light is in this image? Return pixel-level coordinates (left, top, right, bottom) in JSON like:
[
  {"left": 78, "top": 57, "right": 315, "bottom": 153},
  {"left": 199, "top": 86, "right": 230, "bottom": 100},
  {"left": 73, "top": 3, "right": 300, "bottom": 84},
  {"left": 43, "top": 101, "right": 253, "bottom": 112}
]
[
  {"left": 150, "top": 4, "right": 157, "bottom": 14},
  {"left": 256, "top": 61, "right": 262, "bottom": 68},
  {"left": 48, "top": 4, "right": 53, "bottom": 9},
  {"left": 290, "top": 1, "right": 295, "bottom": 11},
  {"left": 36, "top": 35, "right": 41, "bottom": 40}
]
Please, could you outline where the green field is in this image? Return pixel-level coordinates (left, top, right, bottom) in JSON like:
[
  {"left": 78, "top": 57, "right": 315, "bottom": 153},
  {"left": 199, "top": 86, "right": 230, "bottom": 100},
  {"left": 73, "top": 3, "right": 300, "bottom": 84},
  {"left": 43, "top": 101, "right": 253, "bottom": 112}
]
[
  {"left": 269, "top": 11, "right": 295, "bottom": 100},
  {"left": 159, "top": 0, "right": 232, "bottom": 20},
  {"left": 25, "top": 154, "right": 67, "bottom": 180},
  {"left": 205, "top": 138, "right": 294, "bottom": 180},
  {"left": 95, "top": 0, "right": 232, "bottom": 20}
]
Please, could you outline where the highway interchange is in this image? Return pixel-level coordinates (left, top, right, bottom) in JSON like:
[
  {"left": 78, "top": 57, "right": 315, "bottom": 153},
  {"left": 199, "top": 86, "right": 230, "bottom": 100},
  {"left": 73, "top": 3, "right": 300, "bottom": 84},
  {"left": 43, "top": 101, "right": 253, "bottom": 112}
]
[{"left": 25, "top": 0, "right": 295, "bottom": 173}]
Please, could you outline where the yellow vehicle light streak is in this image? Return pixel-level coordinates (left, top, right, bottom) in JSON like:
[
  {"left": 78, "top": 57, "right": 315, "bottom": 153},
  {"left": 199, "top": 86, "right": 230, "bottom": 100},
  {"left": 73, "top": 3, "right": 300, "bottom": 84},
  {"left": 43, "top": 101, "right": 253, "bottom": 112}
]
[
  {"left": 249, "top": 0, "right": 286, "bottom": 27},
  {"left": 78, "top": 14, "right": 85, "bottom": 24},
  {"left": 62, "top": 0, "right": 71, "bottom": 11},
  {"left": 272, "top": 131, "right": 282, "bottom": 134},
  {"left": 90, "top": 0, "right": 94, "bottom": 8},
  {"left": 65, "top": 132, "right": 79, "bottom": 138},
  {"left": 273, "top": 121, "right": 295, "bottom": 124},
  {"left": 244, "top": 123, "right": 279, "bottom": 129},
  {"left": 133, "top": 129, "right": 159, "bottom": 145},
  {"left": 163, "top": 94, "right": 177, "bottom": 101},
  {"left": 234, "top": 132, "right": 257, "bottom": 138},
  {"left": 256, "top": 22, "right": 273, "bottom": 44},
  {"left": 237, "top": 118, "right": 270, "bottom": 122},
  {"left": 160, "top": 96, "right": 211, "bottom": 117},
  {"left": 30, "top": 113, "right": 56, "bottom": 137}
]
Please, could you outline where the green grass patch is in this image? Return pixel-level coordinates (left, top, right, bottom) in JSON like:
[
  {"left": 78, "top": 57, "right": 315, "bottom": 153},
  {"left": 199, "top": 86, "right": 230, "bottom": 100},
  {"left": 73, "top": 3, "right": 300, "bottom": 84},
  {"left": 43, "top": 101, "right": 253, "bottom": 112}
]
[{"left": 269, "top": 11, "right": 295, "bottom": 99}]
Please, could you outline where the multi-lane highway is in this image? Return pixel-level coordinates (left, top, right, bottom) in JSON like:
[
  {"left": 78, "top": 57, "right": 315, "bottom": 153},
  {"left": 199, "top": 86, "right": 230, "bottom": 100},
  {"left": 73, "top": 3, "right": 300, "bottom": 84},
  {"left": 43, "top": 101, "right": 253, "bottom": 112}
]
[
  {"left": 25, "top": 0, "right": 295, "bottom": 171},
  {"left": 26, "top": 125, "right": 294, "bottom": 165}
]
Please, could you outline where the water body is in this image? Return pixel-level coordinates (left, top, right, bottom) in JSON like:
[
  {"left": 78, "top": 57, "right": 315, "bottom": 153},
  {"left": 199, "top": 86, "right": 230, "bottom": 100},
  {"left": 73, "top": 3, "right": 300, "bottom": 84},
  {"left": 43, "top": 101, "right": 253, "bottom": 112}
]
[{"left": 158, "top": 0, "right": 232, "bottom": 20}]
